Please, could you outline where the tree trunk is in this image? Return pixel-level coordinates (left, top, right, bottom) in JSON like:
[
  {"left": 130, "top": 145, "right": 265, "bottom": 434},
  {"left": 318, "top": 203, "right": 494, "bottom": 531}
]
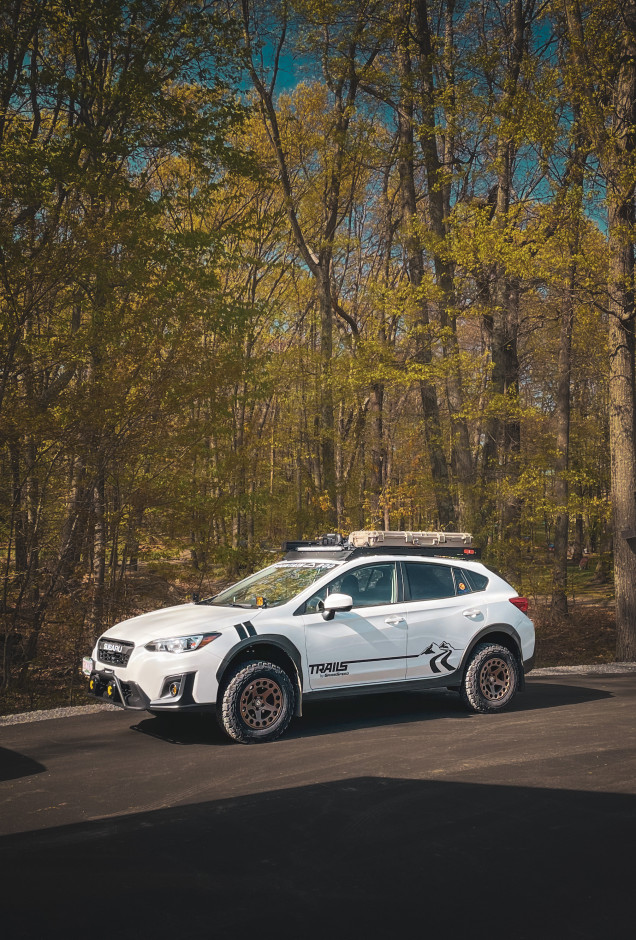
[
  {"left": 369, "top": 381, "right": 384, "bottom": 527},
  {"left": 317, "top": 275, "right": 337, "bottom": 527},
  {"left": 88, "top": 468, "right": 106, "bottom": 639},
  {"left": 571, "top": 512, "right": 584, "bottom": 566},
  {"left": 396, "top": 1, "right": 454, "bottom": 527},
  {"left": 8, "top": 436, "right": 27, "bottom": 574},
  {"left": 58, "top": 455, "right": 87, "bottom": 581},
  {"left": 562, "top": 0, "right": 636, "bottom": 660},
  {"left": 480, "top": 1, "right": 529, "bottom": 565},
  {"left": 412, "top": 0, "right": 474, "bottom": 526},
  {"left": 551, "top": 271, "right": 575, "bottom": 614},
  {"left": 551, "top": 135, "right": 584, "bottom": 614},
  {"left": 608, "top": 199, "right": 636, "bottom": 659}
]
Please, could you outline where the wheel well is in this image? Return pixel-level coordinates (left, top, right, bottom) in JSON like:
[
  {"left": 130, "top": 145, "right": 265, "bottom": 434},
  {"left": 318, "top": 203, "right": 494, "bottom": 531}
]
[
  {"left": 218, "top": 642, "right": 302, "bottom": 711},
  {"left": 480, "top": 631, "right": 521, "bottom": 659}
]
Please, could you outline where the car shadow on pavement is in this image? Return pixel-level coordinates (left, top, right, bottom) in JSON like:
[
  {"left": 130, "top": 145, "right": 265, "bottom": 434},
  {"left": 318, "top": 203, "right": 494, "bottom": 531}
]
[
  {"left": 510, "top": 680, "right": 612, "bottom": 712},
  {"left": 129, "top": 713, "right": 230, "bottom": 746},
  {"left": 128, "top": 681, "right": 610, "bottom": 746},
  {"left": 1, "top": 774, "right": 633, "bottom": 940},
  {"left": 0, "top": 746, "right": 46, "bottom": 782}
]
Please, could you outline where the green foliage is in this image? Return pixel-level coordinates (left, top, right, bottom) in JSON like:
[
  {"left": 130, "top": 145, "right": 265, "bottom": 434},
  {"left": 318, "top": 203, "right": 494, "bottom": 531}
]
[{"left": 0, "top": 0, "right": 628, "bottom": 695}]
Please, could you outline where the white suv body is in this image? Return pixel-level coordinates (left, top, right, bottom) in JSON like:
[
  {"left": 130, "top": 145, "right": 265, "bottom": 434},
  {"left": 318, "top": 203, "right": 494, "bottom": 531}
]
[{"left": 84, "top": 540, "right": 535, "bottom": 743}]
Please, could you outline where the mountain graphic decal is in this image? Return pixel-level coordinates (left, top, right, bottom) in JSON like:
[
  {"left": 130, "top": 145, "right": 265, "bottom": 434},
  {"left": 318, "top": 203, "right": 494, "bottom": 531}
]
[{"left": 422, "top": 640, "right": 457, "bottom": 673}]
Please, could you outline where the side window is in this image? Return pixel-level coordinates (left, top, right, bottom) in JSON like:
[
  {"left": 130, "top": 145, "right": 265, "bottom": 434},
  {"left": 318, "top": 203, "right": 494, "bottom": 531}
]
[
  {"left": 405, "top": 562, "right": 456, "bottom": 601},
  {"left": 461, "top": 568, "right": 489, "bottom": 592},
  {"left": 347, "top": 563, "right": 396, "bottom": 607},
  {"left": 303, "top": 563, "right": 396, "bottom": 612}
]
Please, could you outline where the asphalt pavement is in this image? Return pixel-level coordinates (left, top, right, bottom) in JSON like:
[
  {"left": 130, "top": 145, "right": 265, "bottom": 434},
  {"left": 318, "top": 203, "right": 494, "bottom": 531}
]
[{"left": 1, "top": 673, "right": 635, "bottom": 939}]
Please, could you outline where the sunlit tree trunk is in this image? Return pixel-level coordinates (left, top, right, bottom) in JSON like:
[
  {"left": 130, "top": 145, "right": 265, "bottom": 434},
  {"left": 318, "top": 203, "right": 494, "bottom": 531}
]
[
  {"left": 397, "top": 0, "right": 454, "bottom": 528},
  {"left": 563, "top": 0, "right": 636, "bottom": 659},
  {"left": 413, "top": 0, "right": 473, "bottom": 526},
  {"left": 551, "top": 129, "right": 584, "bottom": 614}
]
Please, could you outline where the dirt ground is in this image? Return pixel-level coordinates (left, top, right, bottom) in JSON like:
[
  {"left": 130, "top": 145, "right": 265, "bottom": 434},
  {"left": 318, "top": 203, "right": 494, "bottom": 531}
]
[{"left": 531, "top": 603, "right": 616, "bottom": 667}]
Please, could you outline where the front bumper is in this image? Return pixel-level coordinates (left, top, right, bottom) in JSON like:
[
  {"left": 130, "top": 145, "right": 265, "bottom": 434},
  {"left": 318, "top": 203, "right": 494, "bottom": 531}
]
[{"left": 86, "top": 668, "right": 214, "bottom": 714}]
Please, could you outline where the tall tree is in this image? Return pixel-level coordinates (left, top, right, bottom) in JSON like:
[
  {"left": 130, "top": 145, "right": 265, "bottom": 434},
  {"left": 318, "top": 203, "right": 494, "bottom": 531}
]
[
  {"left": 239, "top": 0, "right": 384, "bottom": 527},
  {"left": 395, "top": 0, "right": 455, "bottom": 527},
  {"left": 562, "top": 0, "right": 636, "bottom": 659}
]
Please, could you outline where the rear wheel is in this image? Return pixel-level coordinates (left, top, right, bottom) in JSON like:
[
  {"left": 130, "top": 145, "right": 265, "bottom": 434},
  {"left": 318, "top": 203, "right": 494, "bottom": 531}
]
[
  {"left": 460, "top": 642, "right": 519, "bottom": 713},
  {"left": 218, "top": 660, "right": 294, "bottom": 744}
]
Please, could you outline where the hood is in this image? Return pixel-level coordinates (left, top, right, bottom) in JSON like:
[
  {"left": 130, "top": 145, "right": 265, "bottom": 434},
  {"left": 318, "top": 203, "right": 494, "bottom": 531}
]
[{"left": 100, "top": 604, "right": 263, "bottom": 646}]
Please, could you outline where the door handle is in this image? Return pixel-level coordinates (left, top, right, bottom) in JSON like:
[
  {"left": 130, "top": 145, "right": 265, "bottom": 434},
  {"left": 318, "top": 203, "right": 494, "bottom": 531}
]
[
  {"left": 462, "top": 608, "right": 483, "bottom": 620},
  {"left": 385, "top": 615, "right": 407, "bottom": 626}
]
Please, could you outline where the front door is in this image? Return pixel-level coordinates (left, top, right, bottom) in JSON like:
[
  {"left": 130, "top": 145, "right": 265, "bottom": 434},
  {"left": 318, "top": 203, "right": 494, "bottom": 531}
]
[{"left": 302, "top": 562, "right": 408, "bottom": 689}]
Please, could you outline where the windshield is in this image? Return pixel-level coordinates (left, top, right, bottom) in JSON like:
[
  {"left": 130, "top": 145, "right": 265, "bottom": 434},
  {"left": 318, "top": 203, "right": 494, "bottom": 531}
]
[{"left": 206, "top": 562, "right": 337, "bottom": 609}]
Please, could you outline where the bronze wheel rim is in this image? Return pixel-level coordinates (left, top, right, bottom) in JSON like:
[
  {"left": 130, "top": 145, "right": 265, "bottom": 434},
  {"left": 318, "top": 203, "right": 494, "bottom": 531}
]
[
  {"left": 239, "top": 678, "right": 283, "bottom": 729},
  {"left": 479, "top": 657, "right": 512, "bottom": 702}
]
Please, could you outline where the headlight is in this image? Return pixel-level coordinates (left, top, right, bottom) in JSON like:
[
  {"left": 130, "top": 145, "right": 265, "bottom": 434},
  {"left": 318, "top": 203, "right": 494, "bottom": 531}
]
[{"left": 145, "top": 633, "right": 221, "bottom": 653}]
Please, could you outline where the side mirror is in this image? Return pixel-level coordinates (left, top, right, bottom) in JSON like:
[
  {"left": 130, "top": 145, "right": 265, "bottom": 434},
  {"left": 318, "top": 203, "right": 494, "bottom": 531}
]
[{"left": 322, "top": 593, "right": 354, "bottom": 620}]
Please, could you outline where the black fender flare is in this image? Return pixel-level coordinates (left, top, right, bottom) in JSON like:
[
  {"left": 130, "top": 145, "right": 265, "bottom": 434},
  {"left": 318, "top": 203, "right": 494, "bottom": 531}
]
[
  {"left": 457, "top": 623, "right": 525, "bottom": 691},
  {"left": 215, "top": 633, "right": 305, "bottom": 716}
]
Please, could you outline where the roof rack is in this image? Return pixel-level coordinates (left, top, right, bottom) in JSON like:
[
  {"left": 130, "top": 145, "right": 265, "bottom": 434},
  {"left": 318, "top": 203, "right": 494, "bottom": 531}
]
[{"left": 282, "top": 530, "right": 481, "bottom": 561}]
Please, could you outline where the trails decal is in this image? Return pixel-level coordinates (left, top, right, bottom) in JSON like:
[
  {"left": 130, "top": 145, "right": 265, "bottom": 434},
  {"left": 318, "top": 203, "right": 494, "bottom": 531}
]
[
  {"left": 309, "top": 642, "right": 460, "bottom": 678},
  {"left": 309, "top": 662, "right": 349, "bottom": 676},
  {"left": 309, "top": 640, "right": 455, "bottom": 679},
  {"left": 309, "top": 652, "right": 406, "bottom": 676},
  {"left": 422, "top": 641, "right": 457, "bottom": 673}
]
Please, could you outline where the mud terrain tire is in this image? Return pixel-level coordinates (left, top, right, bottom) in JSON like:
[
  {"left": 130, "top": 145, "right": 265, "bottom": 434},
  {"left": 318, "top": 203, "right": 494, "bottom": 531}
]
[
  {"left": 218, "top": 660, "right": 294, "bottom": 744},
  {"left": 460, "top": 642, "right": 519, "bottom": 713}
]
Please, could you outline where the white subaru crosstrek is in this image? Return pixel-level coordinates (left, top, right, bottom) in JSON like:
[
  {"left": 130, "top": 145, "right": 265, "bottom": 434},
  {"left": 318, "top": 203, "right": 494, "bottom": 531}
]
[{"left": 83, "top": 532, "right": 535, "bottom": 743}]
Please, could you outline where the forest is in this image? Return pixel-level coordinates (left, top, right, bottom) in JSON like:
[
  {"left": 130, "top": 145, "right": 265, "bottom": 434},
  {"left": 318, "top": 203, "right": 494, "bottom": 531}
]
[{"left": 1, "top": 0, "right": 636, "bottom": 702}]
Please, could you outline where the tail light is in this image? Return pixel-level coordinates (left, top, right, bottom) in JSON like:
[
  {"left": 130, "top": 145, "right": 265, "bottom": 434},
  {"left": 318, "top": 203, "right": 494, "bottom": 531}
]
[{"left": 509, "top": 596, "right": 529, "bottom": 614}]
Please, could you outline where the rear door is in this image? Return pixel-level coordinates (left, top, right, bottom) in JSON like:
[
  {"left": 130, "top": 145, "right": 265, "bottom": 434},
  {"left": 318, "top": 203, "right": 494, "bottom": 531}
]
[
  {"left": 403, "top": 562, "right": 486, "bottom": 679},
  {"left": 301, "top": 562, "right": 408, "bottom": 689}
]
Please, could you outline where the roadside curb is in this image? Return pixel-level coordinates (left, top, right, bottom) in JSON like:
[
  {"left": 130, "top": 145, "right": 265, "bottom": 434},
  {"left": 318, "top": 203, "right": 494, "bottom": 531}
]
[
  {"left": 0, "top": 703, "right": 119, "bottom": 727},
  {"left": 2, "top": 663, "right": 635, "bottom": 726},
  {"left": 530, "top": 663, "right": 636, "bottom": 676}
]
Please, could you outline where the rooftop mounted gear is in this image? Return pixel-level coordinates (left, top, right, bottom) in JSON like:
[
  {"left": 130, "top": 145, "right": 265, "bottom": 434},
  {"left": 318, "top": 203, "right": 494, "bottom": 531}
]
[{"left": 282, "top": 530, "right": 480, "bottom": 560}]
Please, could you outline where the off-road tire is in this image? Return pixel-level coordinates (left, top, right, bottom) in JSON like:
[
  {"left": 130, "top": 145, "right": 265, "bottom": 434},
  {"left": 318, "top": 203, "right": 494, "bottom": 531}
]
[
  {"left": 460, "top": 642, "right": 519, "bottom": 713},
  {"left": 218, "top": 660, "right": 295, "bottom": 744}
]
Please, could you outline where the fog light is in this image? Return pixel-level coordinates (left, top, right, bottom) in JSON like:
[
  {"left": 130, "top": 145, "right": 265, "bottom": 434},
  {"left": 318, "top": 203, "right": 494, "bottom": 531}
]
[{"left": 159, "top": 675, "right": 185, "bottom": 698}]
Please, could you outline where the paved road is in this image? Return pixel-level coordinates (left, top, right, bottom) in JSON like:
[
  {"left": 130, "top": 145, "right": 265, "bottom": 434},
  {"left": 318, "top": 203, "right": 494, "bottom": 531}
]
[{"left": 1, "top": 675, "right": 634, "bottom": 939}]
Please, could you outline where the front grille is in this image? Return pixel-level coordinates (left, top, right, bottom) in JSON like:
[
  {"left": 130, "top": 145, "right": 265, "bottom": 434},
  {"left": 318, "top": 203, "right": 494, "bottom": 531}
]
[{"left": 97, "top": 638, "right": 134, "bottom": 667}]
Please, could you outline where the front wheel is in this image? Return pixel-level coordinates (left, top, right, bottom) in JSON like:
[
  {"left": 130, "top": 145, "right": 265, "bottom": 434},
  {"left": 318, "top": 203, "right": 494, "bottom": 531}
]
[
  {"left": 218, "top": 660, "right": 295, "bottom": 744},
  {"left": 460, "top": 642, "right": 519, "bottom": 713}
]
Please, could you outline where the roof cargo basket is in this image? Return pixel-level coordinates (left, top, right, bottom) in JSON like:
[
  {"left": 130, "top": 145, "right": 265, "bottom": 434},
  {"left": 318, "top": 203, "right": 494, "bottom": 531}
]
[
  {"left": 282, "top": 531, "right": 480, "bottom": 560},
  {"left": 348, "top": 530, "right": 473, "bottom": 548}
]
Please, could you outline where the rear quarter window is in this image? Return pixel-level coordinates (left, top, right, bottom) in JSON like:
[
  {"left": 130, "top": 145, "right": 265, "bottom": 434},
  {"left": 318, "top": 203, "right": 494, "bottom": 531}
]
[{"left": 462, "top": 568, "right": 489, "bottom": 592}]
